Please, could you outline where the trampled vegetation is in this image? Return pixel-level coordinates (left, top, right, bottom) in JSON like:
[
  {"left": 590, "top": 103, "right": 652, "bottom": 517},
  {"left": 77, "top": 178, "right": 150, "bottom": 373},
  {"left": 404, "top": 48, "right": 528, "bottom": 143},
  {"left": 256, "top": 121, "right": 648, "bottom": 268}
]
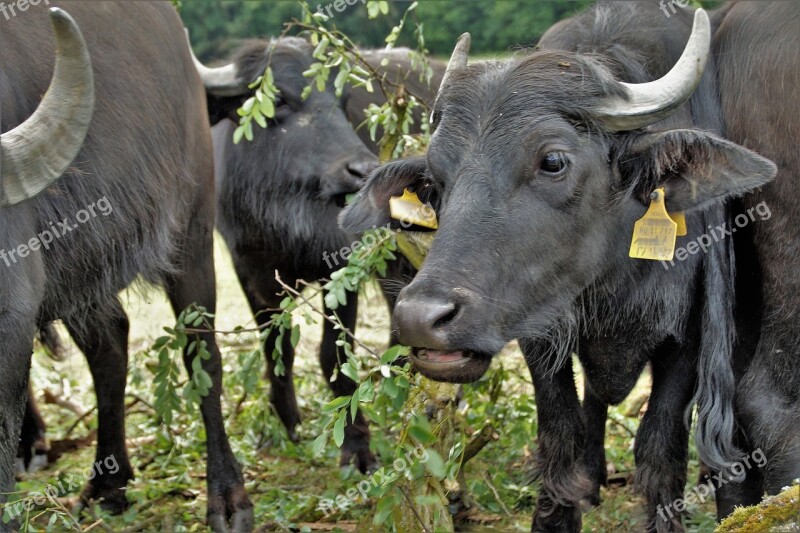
[{"left": 16, "top": 238, "right": 722, "bottom": 532}]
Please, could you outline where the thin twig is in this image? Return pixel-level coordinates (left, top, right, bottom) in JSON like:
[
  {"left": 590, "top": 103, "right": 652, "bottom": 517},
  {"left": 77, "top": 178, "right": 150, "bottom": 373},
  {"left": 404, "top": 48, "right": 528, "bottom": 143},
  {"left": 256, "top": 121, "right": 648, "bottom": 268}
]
[
  {"left": 482, "top": 471, "right": 512, "bottom": 516},
  {"left": 608, "top": 414, "right": 636, "bottom": 439},
  {"left": 274, "top": 273, "right": 381, "bottom": 359},
  {"left": 63, "top": 406, "right": 97, "bottom": 438},
  {"left": 125, "top": 393, "right": 156, "bottom": 413},
  {"left": 283, "top": 19, "right": 432, "bottom": 108},
  {"left": 399, "top": 486, "right": 432, "bottom": 533}
]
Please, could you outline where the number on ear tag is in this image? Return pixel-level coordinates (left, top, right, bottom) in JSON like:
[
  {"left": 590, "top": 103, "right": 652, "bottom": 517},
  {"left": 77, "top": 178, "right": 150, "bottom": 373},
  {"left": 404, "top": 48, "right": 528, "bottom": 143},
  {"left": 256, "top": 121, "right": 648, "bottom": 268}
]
[
  {"left": 629, "top": 188, "right": 677, "bottom": 261},
  {"left": 389, "top": 188, "right": 438, "bottom": 230}
]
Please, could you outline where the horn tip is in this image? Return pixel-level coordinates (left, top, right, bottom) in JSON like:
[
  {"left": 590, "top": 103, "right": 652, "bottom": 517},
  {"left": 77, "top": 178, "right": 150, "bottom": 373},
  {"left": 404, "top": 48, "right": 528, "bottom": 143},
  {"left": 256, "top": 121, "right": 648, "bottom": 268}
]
[
  {"left": 48, "top": 7, "right": 70, "bottom": 21},
  {"left": 48, "top": 7, "right": 80, "bottom": 35},
  {"left": 693, "top": 7, "right": 709, "bottom": 25}
]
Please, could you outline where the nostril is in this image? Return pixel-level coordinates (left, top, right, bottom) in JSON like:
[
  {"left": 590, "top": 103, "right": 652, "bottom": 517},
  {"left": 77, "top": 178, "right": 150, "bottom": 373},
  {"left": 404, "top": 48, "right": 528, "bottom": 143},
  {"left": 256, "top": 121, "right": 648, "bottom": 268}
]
[
  {"left": 393, "top": 293, "right": 464, "bottom": 349},
  {"left": 347, "top": 160, "right": 379, "bottom": 179},
  {"left": 430, "top": 302, "right": 459, "bottom": 330}
]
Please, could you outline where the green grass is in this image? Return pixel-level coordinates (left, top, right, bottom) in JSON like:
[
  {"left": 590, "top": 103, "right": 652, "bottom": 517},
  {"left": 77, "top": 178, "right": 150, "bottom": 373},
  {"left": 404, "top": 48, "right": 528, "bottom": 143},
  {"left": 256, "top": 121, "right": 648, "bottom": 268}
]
[{"left": 8, "top": 234, "right": 719, "bottom": 532}]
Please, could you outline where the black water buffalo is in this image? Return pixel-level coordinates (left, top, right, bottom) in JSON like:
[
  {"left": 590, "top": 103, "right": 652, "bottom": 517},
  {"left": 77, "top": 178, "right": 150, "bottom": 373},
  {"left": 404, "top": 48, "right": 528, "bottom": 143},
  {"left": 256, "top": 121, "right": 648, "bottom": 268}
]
[
  {"left": 343, "top": 1, "right": 797, "bottom": 531},
  {"left": 190, "top": 38, "right": 443, "bottom": 472},
  {"left": 1, "top": 4, "right": 252, "bottom": 531},
  {"left": 2, "top": 6, "right": 93, "bottom": 482}
]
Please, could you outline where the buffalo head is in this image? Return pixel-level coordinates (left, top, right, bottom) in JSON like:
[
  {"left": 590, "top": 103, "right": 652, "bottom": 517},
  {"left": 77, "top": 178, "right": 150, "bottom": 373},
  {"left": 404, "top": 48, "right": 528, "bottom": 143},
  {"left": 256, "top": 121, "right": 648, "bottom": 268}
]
[
  {"left": 189, "top": 36, "right": 378, "bottom": 210},
  {"left": 341, "top": 10, "right": 777, "bottom": 383}
]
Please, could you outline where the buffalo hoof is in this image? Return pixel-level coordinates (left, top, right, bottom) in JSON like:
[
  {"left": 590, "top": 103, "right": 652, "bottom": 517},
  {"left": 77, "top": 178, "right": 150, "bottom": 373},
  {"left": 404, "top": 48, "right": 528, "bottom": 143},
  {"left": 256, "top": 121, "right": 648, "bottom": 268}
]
[
  {"left": 207, "top": 486, "right": 254, "bottom": 533},
  {"left": 647, "top": 514, "right": 685, "bottom": 533},
  {"left": 340, "top": 446, "right": 379, "bottom": 475},
  {"left": 582, "top": 489, "right": 601, "bottom": 508},
  {"left": 531, "top": 503, "right": 581, "bottom": 533},
  {"left": 79, "top": 484, "right": 129, "bottom": 515}
]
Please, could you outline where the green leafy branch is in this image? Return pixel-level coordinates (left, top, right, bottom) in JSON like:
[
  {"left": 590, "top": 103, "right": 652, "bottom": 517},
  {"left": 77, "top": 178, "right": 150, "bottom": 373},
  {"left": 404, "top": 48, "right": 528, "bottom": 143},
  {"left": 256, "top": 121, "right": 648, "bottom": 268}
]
[
  {"left": 234, "top": 1, "right": 433, "bottom": 158},
  {"left": 150, "top": 305, "right": 215, "bottom": 428}
]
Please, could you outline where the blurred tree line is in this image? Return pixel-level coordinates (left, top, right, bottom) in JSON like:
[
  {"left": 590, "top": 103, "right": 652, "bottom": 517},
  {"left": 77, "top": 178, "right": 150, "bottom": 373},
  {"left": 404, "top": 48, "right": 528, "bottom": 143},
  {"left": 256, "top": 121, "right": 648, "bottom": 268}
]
[
  {"left": 183, "top": 0, "right": 724, "bottom": 61},
  {"left": 183, "top": 0, "right": 598, "bottom": 61}
]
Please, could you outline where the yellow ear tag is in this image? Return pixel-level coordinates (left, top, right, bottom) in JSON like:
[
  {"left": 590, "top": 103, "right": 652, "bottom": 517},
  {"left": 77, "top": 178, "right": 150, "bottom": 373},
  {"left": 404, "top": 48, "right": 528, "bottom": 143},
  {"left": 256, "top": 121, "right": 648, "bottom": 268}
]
[
  {"left": 389, "top": 188, "right": 439, "bottom": 230},
  {"left": 629, "top": 187, "right": 677, "bottom": 261},
  {"left": 670, "top": 211, "right": 687, "bottom": 237}
]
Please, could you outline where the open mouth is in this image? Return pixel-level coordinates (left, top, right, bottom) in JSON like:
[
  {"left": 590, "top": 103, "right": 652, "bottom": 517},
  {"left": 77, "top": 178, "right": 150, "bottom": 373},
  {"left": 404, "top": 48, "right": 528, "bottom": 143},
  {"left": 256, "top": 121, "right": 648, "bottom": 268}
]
[{"left": 410, "top": 348, "right": 493, "bottom": 383}]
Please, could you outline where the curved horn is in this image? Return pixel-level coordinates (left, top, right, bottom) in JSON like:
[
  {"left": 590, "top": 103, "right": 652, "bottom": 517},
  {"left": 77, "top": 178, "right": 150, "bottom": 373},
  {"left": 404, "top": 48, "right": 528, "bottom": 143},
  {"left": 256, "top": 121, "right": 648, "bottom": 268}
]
[
  {"left": 1, "top": 8, "right": 94, "bottom": 207},
  {"left": 185, "top": 29, "right": 248, "bottom": 97},
  {"left": 432, "top": 32, "right": 471, "bottom": 114},
  {"left": 595, "top": 8, "right": 711, "bottom": 131},
  {"left": 442, "top": 32, "right": 471, "bottom": 87}
]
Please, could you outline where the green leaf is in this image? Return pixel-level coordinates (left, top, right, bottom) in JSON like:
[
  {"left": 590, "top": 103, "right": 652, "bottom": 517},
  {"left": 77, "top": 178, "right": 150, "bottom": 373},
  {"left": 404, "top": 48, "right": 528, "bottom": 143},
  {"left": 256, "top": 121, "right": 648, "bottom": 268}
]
[
  {"left": 380, "top": 345, "right": 406, "bottom": 364},
  {"left": 340, "top": 362, "right": 359, "bottom": 382},
  {"left": 324, "top": 290, "right": 339, "bottom": 310},
  {"left": 333, "top": 410, "right": 347, "bottom": 447},
  {"left": 313, "top": 36, "right": 329, "bottom": 60},
  {"left": 350, "top": 386, "right": 360, "bottom": 421},
  {"left": 357, "top": 380, "right": 374, "bottom": 403},
  {"left": 241, "top": 96, "right": 255, "bottom": 114},
  {"left": 424, "top": 449, "right": 446, "bottom": 478},
  {"left": 409, "top": 415, "right": 435, "bottom": 444},
  {"left": 233, "top": 126, "right": 245, "bottom": 145},
  {"left": 373, "top": 493, "right": 396, "bottom": 524},
  {"left": 414, "top": 494, "right": 440, "bottom": 505},
  {"left": 259, "top": 97, "right": 274, "bottom": 119},
  {"left": 253, "top": 111, "right": 267, "bottom": 129},
  {"left": 382, "top": 377, "right": 398, "bottom": 398},
  {"left": 290, "top": 324, "right": 301, "bottom": 348},
  {"left": 312, "top": 431, "right": 329, "bottom": 457},
  {"left": 322, "top": 395, "right": 351, "bottom": 412}
]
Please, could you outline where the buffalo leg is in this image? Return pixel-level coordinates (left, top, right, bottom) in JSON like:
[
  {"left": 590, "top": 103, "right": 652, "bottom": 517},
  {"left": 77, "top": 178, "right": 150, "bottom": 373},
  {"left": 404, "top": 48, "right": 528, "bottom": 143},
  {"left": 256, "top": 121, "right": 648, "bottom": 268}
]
[
  {"left": 231, "top": 256, "right": 301, "bottom": 442},
  {"left": 737, "top": 331, "right": 800, "bottom": 495},
  {"left": 635, "top": 339, "right": 695, "bottom": 533},
  {"left": 320, "top": 290, "right": 377, "bottom": 474},
  {"left": 524, "top": 339, "right": 589, "bottom": 533},
  {"left": 62, "top": 300, "right": 133, "bottom": 513},
  {"left": 582, "top": 384, "right": 608, "bottom": 507},
  {"left": 714, "top": 433, "right": 763, "bottom": 520},
  {"left": 164, "top": 232, "right": 252, "bottom": 532},
  {"left": 0, "top": 290, "right": 39, "bottom": 531},
  {"left": 17, "top": 385, "right": 48, "bottom": 471}
]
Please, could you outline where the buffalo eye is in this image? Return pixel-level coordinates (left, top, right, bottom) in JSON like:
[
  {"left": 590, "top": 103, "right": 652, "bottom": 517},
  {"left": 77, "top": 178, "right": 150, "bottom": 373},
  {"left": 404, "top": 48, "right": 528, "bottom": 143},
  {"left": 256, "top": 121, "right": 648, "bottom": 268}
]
[
  {"left": 539, "top": 151, "right": 568, "bottom": 177},
  {"left": 273, "top": 96, "right": 292, "bottom": 120}
]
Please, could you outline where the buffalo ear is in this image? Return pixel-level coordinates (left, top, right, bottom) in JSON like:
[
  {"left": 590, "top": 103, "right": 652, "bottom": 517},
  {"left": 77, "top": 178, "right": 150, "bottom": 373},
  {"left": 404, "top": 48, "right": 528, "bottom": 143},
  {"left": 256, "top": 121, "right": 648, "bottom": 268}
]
[
  {"left": 339, "top": 156, "right": 429, "bottom": 233},
  {"left": 207, "top": 93, "right": 247, "bottom": 126},
  {"left": 621, "top": 129, "right": 777, "bottom": 212}
]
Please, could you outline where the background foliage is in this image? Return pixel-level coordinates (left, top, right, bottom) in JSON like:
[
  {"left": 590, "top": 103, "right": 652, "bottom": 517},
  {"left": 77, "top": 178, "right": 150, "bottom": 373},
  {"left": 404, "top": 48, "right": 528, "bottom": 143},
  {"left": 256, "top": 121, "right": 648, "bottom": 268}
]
[
  {"left": 184, "top": 0, "right": 575, "bottom": 61},
  {"left": 183, "top": 0, "right": 720, "bottom": 62}
]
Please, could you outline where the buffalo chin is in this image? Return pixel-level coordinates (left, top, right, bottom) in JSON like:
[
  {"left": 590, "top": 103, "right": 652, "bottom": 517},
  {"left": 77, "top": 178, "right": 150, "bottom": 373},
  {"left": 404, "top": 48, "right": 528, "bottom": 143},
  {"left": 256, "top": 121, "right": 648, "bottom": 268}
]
[{"left": 410, "top": 348, "right": 493, "bottom": 383}]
